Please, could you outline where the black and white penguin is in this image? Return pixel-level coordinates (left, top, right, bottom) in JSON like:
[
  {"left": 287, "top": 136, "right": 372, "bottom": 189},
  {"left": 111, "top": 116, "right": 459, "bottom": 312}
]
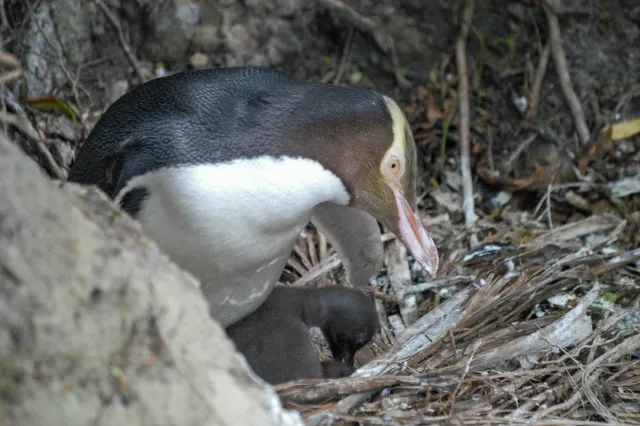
[
  {"left": 225, "top": 285, "right": 378, "bottom": 384},
  {"left": 67, "top": 66, "right": 439, "bottom": 327}
]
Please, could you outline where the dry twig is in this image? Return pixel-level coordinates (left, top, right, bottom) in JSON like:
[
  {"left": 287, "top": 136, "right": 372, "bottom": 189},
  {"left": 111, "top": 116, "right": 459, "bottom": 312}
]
[
  {"left": 528, "top": 42, "right": 551, "bottom": 116},
  {"left": 96, "top": 0, "right": 147, "bottom": 84},
  {"left": 543, "top": 1, "right": 590, "bottom": 145},
  {"left": 403, "top": 274, "right": 476, "bottom": 294},
  {"left": 333, "top": 27, "right": 354, "bottom": 85},
  {"left": 302, "top": 288, "right": 472, "bottom": 425},
  {"left": 529, "top": 333, "right": 640, "bottom": 422},
  {"left": 501, "top": 133, "right": 538, "bottom": 174},
  {"left": 306, "top": 234, "right": 319, "bottom": 267},
  {"left": 290, "top": 253, "right": 340, "bottom": 287},
  {"left": 25, "top": 0, "right": 90, "bottom": 108},
  {"left": 0, "top": 57, "right": 65, "bottom": 180},
  {"left": 455, "top": 0, "right": 478, "bottom": 247},
  {"left": 384, "top": 238, "right": 418, "bottom": 326},
  {"left": 315, "top": 0, "right": 394, "bottom": 57}
]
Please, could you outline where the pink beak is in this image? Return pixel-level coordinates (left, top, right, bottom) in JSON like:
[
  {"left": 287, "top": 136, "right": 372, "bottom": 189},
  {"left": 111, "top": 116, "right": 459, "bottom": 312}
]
[{"left": 390, "top": 185, "right": 439, "bottom": 278}]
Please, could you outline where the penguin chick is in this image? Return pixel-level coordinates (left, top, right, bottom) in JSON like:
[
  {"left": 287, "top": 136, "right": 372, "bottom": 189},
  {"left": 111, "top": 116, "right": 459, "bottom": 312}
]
[
  {"left": 259, "top": 285, "right": 380, "bottom": 366},
  {"left": 321, "top": 360, "right": 355, "bottom": 379},
  {"left": 226, "top": 285, "right": 378, "bottom": 384},
  {"left": 228, "top": 308, "right": 322, "bottom": 385}
]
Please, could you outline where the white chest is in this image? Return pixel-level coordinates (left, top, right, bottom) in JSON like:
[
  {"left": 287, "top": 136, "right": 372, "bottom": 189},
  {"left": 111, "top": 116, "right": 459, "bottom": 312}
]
[{"left": 115, "top": 156, "right": 350, "bottom": 326}]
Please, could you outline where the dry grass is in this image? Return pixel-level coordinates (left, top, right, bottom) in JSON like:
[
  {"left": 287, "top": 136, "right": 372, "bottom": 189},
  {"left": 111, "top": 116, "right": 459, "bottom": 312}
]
[
  {"left": 271, "top": 3, "right": 640, "bottom": 422},
  {"left": 277, "top": 212, "right": 640, "bottom": 425}
]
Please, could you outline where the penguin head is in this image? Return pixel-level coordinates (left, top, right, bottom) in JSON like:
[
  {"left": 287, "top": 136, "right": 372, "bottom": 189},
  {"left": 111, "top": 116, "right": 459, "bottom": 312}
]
[
  {"left": 298, "top": 285, "right": 380, "bottom": 367},
  {"left": 345, "top": 95, "right": 439, "bottom": 278}
]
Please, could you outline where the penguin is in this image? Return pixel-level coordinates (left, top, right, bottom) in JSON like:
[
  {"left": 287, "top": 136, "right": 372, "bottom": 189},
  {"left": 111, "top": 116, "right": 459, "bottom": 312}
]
[
  {"left": 321, "top": 360, "right": 354, "bottom": 379},
  {"left": 225, "top": 285, "right": 378, "bottom": 384},
  {"left": 67, "top": 66, "right": 439, "bottom": 327}
]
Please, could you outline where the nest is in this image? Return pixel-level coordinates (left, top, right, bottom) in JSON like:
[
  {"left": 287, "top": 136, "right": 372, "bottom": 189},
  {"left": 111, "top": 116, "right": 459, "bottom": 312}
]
[{"left": 276, "top": 212, "right": 640, "bottom": 425}]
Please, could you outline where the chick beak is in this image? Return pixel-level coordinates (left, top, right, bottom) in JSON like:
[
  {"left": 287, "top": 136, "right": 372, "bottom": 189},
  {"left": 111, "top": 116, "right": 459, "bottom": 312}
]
[{"left": 389, "top": 185, "right": 439, "bottom": 278}]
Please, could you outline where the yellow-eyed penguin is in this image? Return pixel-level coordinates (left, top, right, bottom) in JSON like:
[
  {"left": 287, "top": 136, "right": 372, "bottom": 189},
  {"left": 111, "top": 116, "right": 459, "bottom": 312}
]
[{"left": 67, "top": 67, "right": 439, "bottom": 327}]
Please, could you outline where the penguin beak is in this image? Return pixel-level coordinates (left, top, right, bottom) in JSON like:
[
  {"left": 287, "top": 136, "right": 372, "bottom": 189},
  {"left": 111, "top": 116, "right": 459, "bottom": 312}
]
[{"left": 389, "top": 185, "right": 439, "bottom": 278}]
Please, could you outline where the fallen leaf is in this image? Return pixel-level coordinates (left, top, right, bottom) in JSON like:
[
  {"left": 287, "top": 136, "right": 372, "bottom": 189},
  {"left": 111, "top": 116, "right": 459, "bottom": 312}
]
[
  {"left": 610, "top": 117, "right": 640, "bottom": 141},
  {"left": 419, "top": 89, "right": 457, "bottom": 132},
  {"left": 578, "top": 117, "right": 640, "bottom": 174},
  {"left": 601, "top": 291, "right": 618, "bottom": 303},
  {"left": 402, "top": 102, "right": 417, "bottom": 114},
  {"left": 429, "top": 69, "right": 438, "bottom": 83},
  {"left": 578, "top": 126, "right": 614, "bottom": 175},
  {"left": 323, "top": 56, "right": 336, "bottom": 67},
  {"left": 481, "top": 226, "right": 511, "bottom": 244},
  {"left": 430, "top": 188, "right": 461, "bottom": 213},
  {"left": 609, "top": 175, "right": 640, "bottom": 198},
  {"left": 118, "top": 376, "right": 129, "bottom": 390},
  {"left": 25, "top": 95, "right": 77, "bottom": 123},
  {"left": 530, "top": 214, "right": 622, "bottom": 247},
  {"left": 479, "top": 162, "right": 550, "bottom": 191},
  {"left": 426, "top": 92, "right": 445, "bottom": 126}
]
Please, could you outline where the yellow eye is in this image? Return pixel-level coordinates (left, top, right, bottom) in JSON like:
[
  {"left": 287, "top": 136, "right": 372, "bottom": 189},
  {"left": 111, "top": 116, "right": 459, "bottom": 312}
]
[{"left": 388, "top": 156, "right": 401, "bottom": 175}]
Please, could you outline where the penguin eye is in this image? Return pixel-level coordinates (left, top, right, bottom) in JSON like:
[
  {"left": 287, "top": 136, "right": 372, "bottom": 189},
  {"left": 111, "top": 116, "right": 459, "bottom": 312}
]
[{"left": 387, "top": 156, "right": 401, "bottom": 175}]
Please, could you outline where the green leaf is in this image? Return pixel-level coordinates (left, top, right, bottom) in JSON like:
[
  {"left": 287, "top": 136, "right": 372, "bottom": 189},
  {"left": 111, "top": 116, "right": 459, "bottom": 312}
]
[
  {"left": 429, "top": 69, "right": 438, "bottom": 84},
  {"left": 323, "top": 56, "right": 336, "bottom": 67},
  {"left": 395, "top": 67, "right": 408, "bottom": 77},
  {"left": 25, "top": 95, "right": 77, "bottom": 124},
  {"left": 110, "top": 366, "right": 123, "bottom": 379},
  {"left": 350, "top": 71, "right": 364, "bottom": 85}
]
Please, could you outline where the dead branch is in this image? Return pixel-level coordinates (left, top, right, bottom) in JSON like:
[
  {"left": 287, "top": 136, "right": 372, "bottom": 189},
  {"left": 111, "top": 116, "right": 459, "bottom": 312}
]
[
  {"left": 502, "top": 133, "right": 538, "bottom": 174},
  {"left": 385, "top": 238, "right": 418, "bottom": 326},
  {"left": 333, "top": 27, "right": 354, "bottom": 85},
  {"left": 25, "top": 0, "right": 90, "bottom": 108},
  {"left": 529, "top": 333, "right": 640, "bottom": 422},
  {"left": 543, "top": 1, "right": 591, "bottom": 145},
  {"left": 403, "top": 274, "right": 477, "bottom": 294},
  {"left": 528, "top": 42, "right": 551, "bottom": 116},
  {"left": 293, "top": 244, "right": 314, "bottom": 271},
  {"left": 455, "top": 0, "right": 478, "bottom": 247},
  {"left": 306, "top": 233, "right": 319, "bottom": 266},
  {"left": 0, "top": 51, "right": 21, "bottom": 69},
  {"left": 96, "top": 0, "right": 148, "bottom": 84},
  {"left": 291, "top": 253, "right": 341, "bottom": 287},
  {"left": 431, "top": 284, "right": 597, "bottom": 377},
  {"left": 276, "top": 375, "right": 431, "bottom": 405},
  {"left": 0, "top": 59, "right": 66, "bottom": 180},
  {"left": 315, "top": 0, "right": 393, "bottom": 56},
  {"left": 319, "top": 231, "right": 329, "bottom": 260},
  {"left": 303, "top": 288, "right": 472, "bottom": 425},
  {"left": 0, "top": 111, "right": 65, "bottom": 180},
  {"left": 0, "top": 68, "right": 21, "bottom": 85}
]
